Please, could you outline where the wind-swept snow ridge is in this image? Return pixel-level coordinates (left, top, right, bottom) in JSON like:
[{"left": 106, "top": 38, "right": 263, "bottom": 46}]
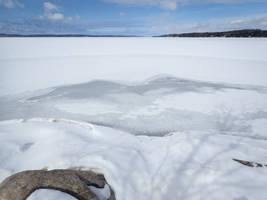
[
  {"left": 1, "top": 118, "right": 93, "bottom": 130},
  {"left": 28, "top": 118, "right": 93, "bottom": 130}
]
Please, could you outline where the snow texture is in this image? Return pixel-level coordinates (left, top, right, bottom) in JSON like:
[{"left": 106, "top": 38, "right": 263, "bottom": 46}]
[
  {"left": 1, "top": 75, "right": 267, "bottom": 139},
  {"left": 1, "top": 38, "right": 267, "bottom": 200},
  {"left": 1, "top": 119, "right": 267, "bottom": 200}
]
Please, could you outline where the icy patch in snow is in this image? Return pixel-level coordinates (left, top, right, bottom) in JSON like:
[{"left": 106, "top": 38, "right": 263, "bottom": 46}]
[
  {"left": 1, "top": 75, "right": 267, "bottom": 139},
  {"left": 154, "top": 89, "right": 267, "bottom": 114},
  {"left": 56, "top": 101, "right": 122, "bottom": 115}
]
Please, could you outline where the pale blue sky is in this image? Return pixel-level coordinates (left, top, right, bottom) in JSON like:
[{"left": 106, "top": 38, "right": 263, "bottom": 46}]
[{"left": 0, "top": 0, "right": 267, "bottom": 35}]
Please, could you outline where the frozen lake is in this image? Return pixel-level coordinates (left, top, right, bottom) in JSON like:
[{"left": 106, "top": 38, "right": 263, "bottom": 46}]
[
  {"left": 1, "top": 37, "right": 267, "bottom": 95},
  {"left": 1, "top": 38, "right": 267, "bottom": 137},
  {"left": 1, "top": 38, "right": 267, "bottom": 200}
]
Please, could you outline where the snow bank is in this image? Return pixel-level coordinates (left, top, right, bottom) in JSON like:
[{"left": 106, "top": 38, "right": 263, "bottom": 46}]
[{"left": 1, "top": 119, "right": 267, "bottom": 200}]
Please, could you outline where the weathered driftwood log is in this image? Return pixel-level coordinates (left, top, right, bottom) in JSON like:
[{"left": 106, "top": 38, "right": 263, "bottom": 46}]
[
  {"left": 233, "top": 158, "right": 267, "bottom": 168},
  {"left": 0, "top": 169, "right": 106, "bottom": 200}
]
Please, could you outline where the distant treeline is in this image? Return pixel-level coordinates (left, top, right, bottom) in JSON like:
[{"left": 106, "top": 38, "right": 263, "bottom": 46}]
[
  {"left": 1, "top": 29, "right": 267, "bottom": 38},
  {"left": 158, "top": 29, "right": 267, "bottom": 38},
  {"left": 0, "top": 34, "right": 136, "bottom": 37}
]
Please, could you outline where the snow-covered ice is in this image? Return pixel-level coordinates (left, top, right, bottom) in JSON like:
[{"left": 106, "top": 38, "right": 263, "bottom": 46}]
[
  {"left": 1, "top": 38, "right": 267, "bottom": 95},
  {"left": 1, "top": 75, "right": 267, "bottom": 139},
  {"left": 1, "top": 38, "right": 267, "bottom": 200}
]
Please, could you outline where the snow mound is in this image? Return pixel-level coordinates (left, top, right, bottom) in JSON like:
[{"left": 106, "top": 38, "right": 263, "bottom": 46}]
[{"left": 1, "top": 119, "right": 267, "bottom": 200}]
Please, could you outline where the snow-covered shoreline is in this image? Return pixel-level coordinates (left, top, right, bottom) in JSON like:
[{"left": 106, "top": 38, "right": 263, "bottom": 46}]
[
  {"left": 1, "top": 118, "right": 267, "bottom": 200},
  {"left": 1, "top": 38, "right": 267, "bottom": 200}
]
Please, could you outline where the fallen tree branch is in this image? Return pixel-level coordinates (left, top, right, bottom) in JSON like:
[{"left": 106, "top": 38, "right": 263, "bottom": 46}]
[
  {"left": 0, "top": 169, "right": 106, "bottom": 200},
  {"left": 233, "top": 159, "right": 267, "bottom": 168}
]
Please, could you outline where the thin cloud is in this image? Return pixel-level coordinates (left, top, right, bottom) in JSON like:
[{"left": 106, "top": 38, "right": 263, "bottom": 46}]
[
  {"left": 40, "top": 2, "right": 65, "bottom": 21},
  {"left": 0, "top": 0, "right": 24, "bottom": 8},
  {"left": 102, "top": 0, "right": 178, "bottom": 10},
  {"left": 0, "top": 17, "right": 147, "bottom": 35},
  {"left": 47, "top": 13, "right": 64, "bottom": 20},
  {"left": 102, "top": 0, "right": 266, "bottom": 10},
  {"left": 147, "top": 14, "right": 267, "bottom": 35},
  {"left": 44, "top": 2, "right": 58, "bottom": 11}
]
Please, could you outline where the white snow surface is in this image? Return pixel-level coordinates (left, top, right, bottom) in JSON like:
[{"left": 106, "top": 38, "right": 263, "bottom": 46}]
[
  {"left": 1, "top": 118, "right": 267, "bottom": 200},
  {"left": 1, "top": 38, "right": 267, "bottom": 200},
  {"left": 1, "top": 38, "right": 267, "bottom": 95}
]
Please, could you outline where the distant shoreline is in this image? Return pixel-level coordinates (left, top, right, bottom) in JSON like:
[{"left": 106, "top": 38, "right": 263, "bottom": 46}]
[
  {"left": 0, "top": 34, "right": 138, "bottom": 38},
  {"left": 1, "top": 29, "right": 267, "bottom": 38},
  {"left": 157, "top": 29, "right": 267, "bottom": 38}
]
